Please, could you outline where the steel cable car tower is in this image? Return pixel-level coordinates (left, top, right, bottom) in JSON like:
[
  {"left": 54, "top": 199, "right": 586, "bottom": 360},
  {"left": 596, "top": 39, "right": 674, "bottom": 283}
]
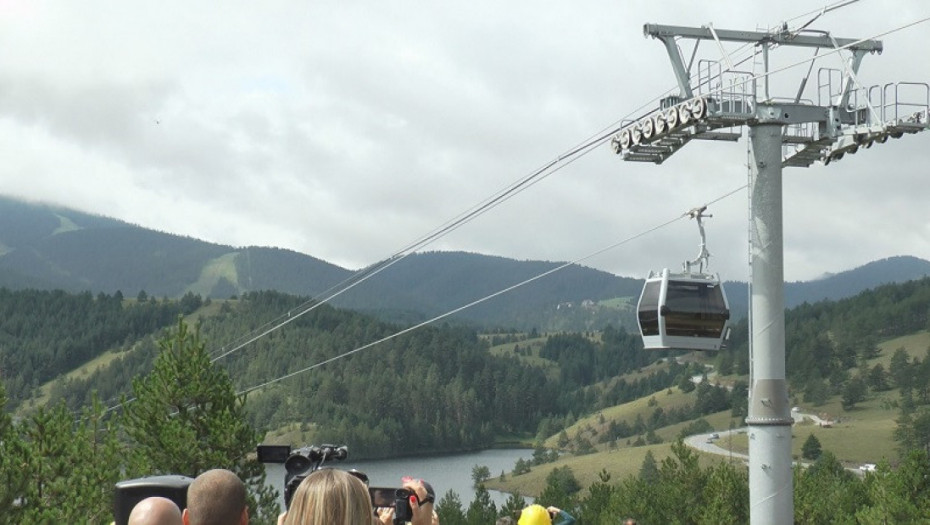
[{"left": 612, "top": 17, "right": 930, "bottom": 525}]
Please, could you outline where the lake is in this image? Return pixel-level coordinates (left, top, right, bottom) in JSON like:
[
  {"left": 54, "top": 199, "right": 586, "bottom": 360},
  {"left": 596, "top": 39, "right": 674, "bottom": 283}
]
[{"left": 265, "top": 448, "right": 532, "bottom": 509}]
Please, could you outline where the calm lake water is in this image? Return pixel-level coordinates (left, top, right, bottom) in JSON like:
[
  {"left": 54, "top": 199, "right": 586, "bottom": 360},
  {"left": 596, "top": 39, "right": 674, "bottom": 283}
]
[{"left": 265, "top": 448, "right": 532, "bottom": 509}]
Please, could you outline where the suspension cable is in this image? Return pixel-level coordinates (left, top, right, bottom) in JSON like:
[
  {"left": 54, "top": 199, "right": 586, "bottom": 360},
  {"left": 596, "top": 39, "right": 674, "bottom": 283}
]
[
  {"left": 98, "top": 7, "right": 928, "bottom": 415},
  {"left": 235, "top": 184, "right": 748, "bottom": 396},
  {"left": 206, "top": 1, "right": 879, "bottom": 365}
]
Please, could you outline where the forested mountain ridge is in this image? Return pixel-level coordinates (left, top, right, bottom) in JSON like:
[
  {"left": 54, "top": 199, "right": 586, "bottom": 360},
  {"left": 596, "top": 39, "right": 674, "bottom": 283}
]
[
  {"left": 3, "top": 195, "right": 930, "bottom": 332},
  {"left": 6, "top": 269, "right": 930, "bottom": 515},
  {"left": 0, "top": 195, "right": 350, "bottom": 300},
  {"left": 19, "top": 289, "right": 649, "bottom": 459},
  {"left": 23, "top": 276, "right": 930, "bottom": 448},
  {"left": 4, "top": 223, "right": 930, "bottom": 522},
  {"left": 723, "top": 255, "right": 930, "bottom": 320},
  {"left": 0, "top": 196, "right": 643, "bottom": 331},
  {"left": 6, "top": 278, "right": 930, "bottom": 525},
  {"left": 334, "top": 251, "right": 644, "bottom": 330},
  {"left": 0, "top": 288, "right": 200, "bottom": 407},
  {"left": 786, "top": 255, "right": 930, "bottom": 305}
]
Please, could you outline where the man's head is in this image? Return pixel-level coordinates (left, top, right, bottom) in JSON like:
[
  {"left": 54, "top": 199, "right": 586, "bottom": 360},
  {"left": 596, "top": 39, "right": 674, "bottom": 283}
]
[
  {"left": 182, "top": 469, "right": 249, "bottom": 525},
  {"left": 128, "top": 496, "right": 183, "bottom": 525}
]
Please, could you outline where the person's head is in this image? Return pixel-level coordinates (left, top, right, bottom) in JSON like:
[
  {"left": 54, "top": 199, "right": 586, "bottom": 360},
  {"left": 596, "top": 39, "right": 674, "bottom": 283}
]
[
  {"left": 283, "top": 468, "right": 373, "bottom": 525},
  {"left": 517, "top": 504, "right": 551, "bottom": 525},
  {"left": 128, "top": 496, "right": 183, "bottom": 525},
  {"left": 182, "top": 468, "right": 249, "bottom": 525}
]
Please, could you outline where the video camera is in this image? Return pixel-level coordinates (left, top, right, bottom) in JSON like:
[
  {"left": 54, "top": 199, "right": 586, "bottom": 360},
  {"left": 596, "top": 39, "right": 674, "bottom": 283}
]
[
  {"left": 257, "top": 444, "right": 433, "bottom": 524},
  {"left": 372, "top": 484, "right": 438, "bottom": 523},
  {"left": 257, "top": 443, "right": 350, "bottom": 509}
]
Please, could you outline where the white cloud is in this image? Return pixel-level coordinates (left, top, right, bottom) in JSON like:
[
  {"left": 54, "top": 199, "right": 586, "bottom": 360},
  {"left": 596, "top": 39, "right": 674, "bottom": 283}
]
[{"left": 1, "top": 0, "right": 929, "bottom": 282}]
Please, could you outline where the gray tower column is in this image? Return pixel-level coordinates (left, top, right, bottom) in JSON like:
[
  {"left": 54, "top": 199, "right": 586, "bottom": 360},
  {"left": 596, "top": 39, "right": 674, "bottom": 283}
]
[
  {"left": 624, "top": 21, "right": 919, "bottom": 525},
  {"left": 747, "top": 120, "right": 794, "bottom": 524}
]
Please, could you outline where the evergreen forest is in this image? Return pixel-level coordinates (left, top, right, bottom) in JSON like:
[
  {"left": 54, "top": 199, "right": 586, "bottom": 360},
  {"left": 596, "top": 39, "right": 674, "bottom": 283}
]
[{"left": 4, "top": 276, "right": 930, "bottom": 522}]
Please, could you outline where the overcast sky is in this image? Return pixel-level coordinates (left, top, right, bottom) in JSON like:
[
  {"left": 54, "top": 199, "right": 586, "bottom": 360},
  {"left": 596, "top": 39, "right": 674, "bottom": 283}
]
[{"left": 2, "top": 0, "right": 929, "bottom": 284}]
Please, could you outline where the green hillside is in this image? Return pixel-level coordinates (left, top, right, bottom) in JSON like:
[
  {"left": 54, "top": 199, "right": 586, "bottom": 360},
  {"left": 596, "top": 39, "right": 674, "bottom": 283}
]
[
  {"left": 17, "top": 276, "right": 930, "bottom": 467},
  {"left": 4, "top": 271, "right": 930, "bottom": 524},
  {"left": 482, "top": 325, "right": 930, "bottom": 502}
]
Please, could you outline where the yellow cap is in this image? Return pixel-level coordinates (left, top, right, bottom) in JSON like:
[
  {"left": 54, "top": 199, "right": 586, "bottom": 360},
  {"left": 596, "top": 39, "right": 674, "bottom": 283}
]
[{"left": 518, "top": 504, "right": 552, "bottom": 525}]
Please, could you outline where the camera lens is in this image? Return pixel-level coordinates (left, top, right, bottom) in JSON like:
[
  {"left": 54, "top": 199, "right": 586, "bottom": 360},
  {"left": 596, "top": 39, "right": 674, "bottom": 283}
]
[{"left": 284, "top": 454, "right": 312, "bottom": 475}]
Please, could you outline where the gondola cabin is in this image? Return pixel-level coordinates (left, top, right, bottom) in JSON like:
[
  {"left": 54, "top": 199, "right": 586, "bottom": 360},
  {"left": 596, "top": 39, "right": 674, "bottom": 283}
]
[{"left": 637, "top": 268, "right": 730, "bottom": 351}]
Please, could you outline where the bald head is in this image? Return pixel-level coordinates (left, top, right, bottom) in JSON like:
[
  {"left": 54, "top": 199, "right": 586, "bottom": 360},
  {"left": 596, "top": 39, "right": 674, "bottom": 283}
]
[
  {"left": 129, "top": 496, "right": 183, "bottom": 525},
  {"left": 183, "top": 469, "right": 248, "bottom": 525}
]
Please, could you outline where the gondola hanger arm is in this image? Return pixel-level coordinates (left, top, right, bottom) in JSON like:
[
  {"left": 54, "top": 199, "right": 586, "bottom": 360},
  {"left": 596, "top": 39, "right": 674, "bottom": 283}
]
[{"left": 684, "top": 206, "right": 713, "bottom": 274}]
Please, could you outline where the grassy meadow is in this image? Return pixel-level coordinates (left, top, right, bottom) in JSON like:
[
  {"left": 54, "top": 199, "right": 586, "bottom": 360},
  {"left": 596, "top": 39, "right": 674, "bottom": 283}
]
[
  {"left": 485, "top": 330, "right": 930, "bottom": 497},
  {"left": 21, "top": 305, "right": 930, "bottom": 497}
]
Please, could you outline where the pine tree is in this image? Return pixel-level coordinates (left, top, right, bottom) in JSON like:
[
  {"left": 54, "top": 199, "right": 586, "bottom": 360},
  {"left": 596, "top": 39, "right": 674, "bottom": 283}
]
[
  {"left": 435, "top": 489, "right": 466, "bottom": 525},
  {"left": 867, "top": 363, "right": 890, "bottom": 391},
  {"left": 656, "top": 440, "right": 705, "bottom": 523},
  {"left": 612, "top": 441, "right": 705, "bottom": 524},
  {"left": 471, "top": 464, "right": 491, "bottom": 487},
  {"left": 801, "top": 434, "right": 823, "bottom": 461},
  {"left": 578, "top": 469, "right": 615, "bottom": 523},
  {"left": 638, "top": 450, "right": 660, "bottom": 483},
  {"left": 794, "top": 452, "right": 865, "bottom": 523},
  {"left": 14, "top": 396, "right": 123, "bottom": 523},
  {"left": 465, "top": 485, "right": 497, "bottom": 525},
  {"left": 512, "top": 457, "right": 531, "bottom": 475},
  {"left": 123, "top": 318, "right": 279, "bottom": 524},
  {"left": 71, "top": 395, "right": 125, "bottom": 522},
  {"left": 697, "top": 462, "right": 749, "bottom": 524},
  {"left": 538, "top": 466, "right": 580, "bottom": 512},
  {"left": 499, "top": 491, "right": 527, "bottom": 521},
  {"left": 855, "top": 452, "right": 930, "bottom": 522},
  {"left": 841, "top": 375, "right": 868, "bottom": 410},
  {"left": 0, "top": 380, "right": 28, "bottom": 522},
  {"left": 889, "top": 347, "right": 913, "bottom": 389}
]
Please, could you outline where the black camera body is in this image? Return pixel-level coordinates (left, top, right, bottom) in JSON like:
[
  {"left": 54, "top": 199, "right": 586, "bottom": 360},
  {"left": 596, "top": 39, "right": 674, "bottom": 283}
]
[
  {"left": 257, "top": 443, "right": 348, "bottom": 509},
  {"left": 371, "top": 483, "right": 435, "bottom": 524},
  {"left": 258, "top": 443, "right": 433, "bottom": 525},
  {"left": 369, "top": 487, "right": 415, "bottom": 522}
]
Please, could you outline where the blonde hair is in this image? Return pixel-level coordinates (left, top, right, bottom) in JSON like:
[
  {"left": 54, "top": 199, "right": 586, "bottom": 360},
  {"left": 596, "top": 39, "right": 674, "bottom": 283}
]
[{"left": 283, "top": 469, "right": 373, "bottom": 525}]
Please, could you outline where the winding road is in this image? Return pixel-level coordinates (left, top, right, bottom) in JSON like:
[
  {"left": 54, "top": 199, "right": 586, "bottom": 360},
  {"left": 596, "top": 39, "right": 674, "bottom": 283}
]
[
  {"left": 682, "top": 408, "right": 867, "bottom": 475},
  {"left": 684, "top": 428, "right": 749, "bottom": 462}
]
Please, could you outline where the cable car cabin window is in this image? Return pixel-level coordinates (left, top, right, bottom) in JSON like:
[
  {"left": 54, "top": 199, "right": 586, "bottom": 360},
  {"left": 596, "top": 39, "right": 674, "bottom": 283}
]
[
  {"left": 663, "top": 280, "right": 729, "bottom": 338},
  {"left": 638, "top": 281, "right": 662, "bottom": 336}
]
